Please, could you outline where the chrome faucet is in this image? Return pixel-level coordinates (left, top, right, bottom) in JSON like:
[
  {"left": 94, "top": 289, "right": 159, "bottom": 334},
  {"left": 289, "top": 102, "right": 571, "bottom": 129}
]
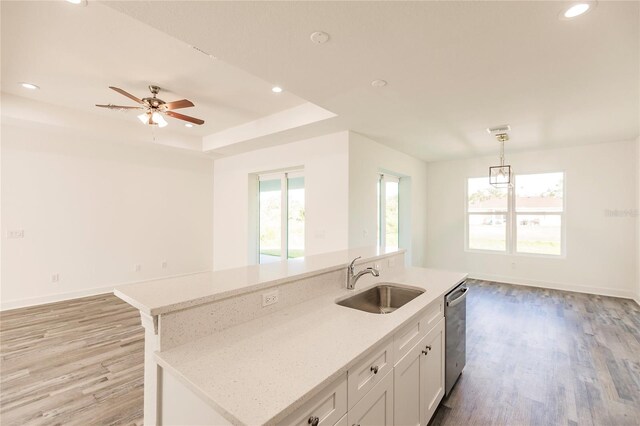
[{"left": 347, "top": 256, "right": 380, "bottom": 290}]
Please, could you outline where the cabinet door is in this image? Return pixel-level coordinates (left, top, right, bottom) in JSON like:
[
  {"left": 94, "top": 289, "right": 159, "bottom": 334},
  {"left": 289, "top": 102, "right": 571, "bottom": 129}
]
[
  {"left": 420, "top": 318, "right": 445, "bottom": 424},
  {"left": 348, "top": 371, "right": 393, "bottom": 426},
  {"left": 393, "top": 336, "right": 425, "bottom": 426}
]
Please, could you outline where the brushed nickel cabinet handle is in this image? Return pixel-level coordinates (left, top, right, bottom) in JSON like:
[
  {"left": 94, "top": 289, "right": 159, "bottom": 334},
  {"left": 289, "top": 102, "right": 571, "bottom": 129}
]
[
  {"left": 425, "top": 345, "right": 432, "bottom": 351},
  {"left": 308, "top": 416, "right": 319, "bottom": 426},
  {"left": 422, "top": 350, "right": 428, "bottom": 355},
  {"left": 370, "top": 365, "right": 379, "bottom": 374}
]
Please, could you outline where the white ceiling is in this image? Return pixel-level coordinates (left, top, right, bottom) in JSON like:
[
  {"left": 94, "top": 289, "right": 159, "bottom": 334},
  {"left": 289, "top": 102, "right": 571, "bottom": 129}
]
[
  {"left": 2, "top": 1, "right": 638, "bottom": 161},
  {"left": 0, "top": 1, "right": 308, "bottom": 140},
  {"left": 106, "top": 0, "right": 639, "bottom": 161}
]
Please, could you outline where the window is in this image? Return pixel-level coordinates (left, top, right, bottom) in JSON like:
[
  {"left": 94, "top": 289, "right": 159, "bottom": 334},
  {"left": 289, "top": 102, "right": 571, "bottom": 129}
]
[
  {"left": 467, "top": 177, "right": 508, "bottom": 251},
  {"left": 515, "top": 173, "right": 564, "bottom": 255},
  {"left": 466, "top": 172, "right": 564, "bottom": 256},
  {"left": 258, "top": 171, "right": 305, "bottom": 263},
  {"left": 378, "top": 174, "right": 400, "bottom": 250}
]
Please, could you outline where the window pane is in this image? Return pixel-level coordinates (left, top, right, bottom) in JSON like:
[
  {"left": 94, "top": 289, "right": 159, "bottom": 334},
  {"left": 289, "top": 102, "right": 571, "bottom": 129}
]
[
  {"left": 515, "top": 172, "right": 564, "bottom": 212},
  {"left": 517, "top": 214, "right": 562, "bottom": 255},
  {"left": 385, "top": 180, "right": 399, "bottom": 250},
  {"left": 259, "top": 178, "right": 281, "bottom": 263},
  {"left": 287, "top": 176, "right": 305, "bottom": 259},
  {"left": 468, "top": 177, "right": 508, "bottom": 212},
  {"left": 468, "top": 214, "right": 506, "bottom": 251}
]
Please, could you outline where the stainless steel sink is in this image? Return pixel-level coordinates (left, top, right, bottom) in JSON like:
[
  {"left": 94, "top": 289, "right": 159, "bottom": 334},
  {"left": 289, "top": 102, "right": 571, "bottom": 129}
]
[{"left": 336, "top": 283, "right": 425, "bottom": 314}]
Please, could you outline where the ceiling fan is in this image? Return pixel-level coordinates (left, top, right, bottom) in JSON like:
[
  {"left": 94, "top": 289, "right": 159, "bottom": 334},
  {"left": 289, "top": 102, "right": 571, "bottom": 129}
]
[{"left": 96, "top": 85, "right": 205, "bottom": 127}]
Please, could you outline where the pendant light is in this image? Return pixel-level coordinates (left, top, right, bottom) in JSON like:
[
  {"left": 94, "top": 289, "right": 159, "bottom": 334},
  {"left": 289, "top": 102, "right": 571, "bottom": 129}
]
[{"left": 487, "top": 125, "right": 513, "bottom": 188}]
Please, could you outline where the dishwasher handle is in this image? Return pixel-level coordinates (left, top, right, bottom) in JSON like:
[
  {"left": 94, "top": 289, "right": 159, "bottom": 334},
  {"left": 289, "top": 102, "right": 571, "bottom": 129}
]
[{"left": 446, "top": 286, "right": 468, "bottom": 307}]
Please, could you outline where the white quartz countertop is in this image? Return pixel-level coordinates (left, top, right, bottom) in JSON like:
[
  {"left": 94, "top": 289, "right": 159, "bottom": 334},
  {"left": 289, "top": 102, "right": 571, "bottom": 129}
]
[
  {"left": 155, "top": 267, "right": 467, "bottom": 425},
  {"left": 114, "top": 247, "right": 403, "bottom": 315}
]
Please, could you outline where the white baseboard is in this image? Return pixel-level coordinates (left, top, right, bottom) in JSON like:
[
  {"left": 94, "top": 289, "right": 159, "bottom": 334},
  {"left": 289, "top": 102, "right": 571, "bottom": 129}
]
[
  {"left": 0, "top": 285, "right": 115, "bottom": 312},
  {"left": 0, "top": 270, "right": 210, "bottom": 312},
  {"left": 468, "top": 273, "right": 637, "bottom": 301}
]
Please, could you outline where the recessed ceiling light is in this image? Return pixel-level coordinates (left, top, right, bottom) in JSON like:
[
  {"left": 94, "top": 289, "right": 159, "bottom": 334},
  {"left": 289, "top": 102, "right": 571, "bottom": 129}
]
[
  {"left": 20, "top": 82, "right": 39, "bottom": 90},
  {"left": 371, "top": 79, "right": 387, "bottom": 88},
  {"left": 65, "top": 0, "right": 87, "bottom": 5},
  {"left": 561, "top": 2, "right": 594, "bottom": 19},
  {"left": 185, "top": 123, "right": 194, "bottom": 128},
  {"left": 310, "top": 31, "right": 330, "bottom": 44},
  {"left": 271, "top": 86, "right": 283, "bottom": 93}
]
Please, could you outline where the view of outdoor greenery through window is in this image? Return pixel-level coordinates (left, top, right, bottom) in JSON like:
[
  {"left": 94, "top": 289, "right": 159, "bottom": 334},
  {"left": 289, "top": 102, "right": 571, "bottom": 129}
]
[
  {"left": 378, "top": 175, "right": 400, "bottom": 250},
  {"left": 467, "top": 178, "right": 508, "bottom": 251},
  {"left": 515, "top": 172, "right": 563, "bottom": 255},
  {"left": 467, "top": 172, "right": 564, "bottom": 255},
  {"left": 287, "top": 176, "right": 305, "bottom": 259},
  {"left": 259, "top": 173, "right": 305, "bottom": 263},
  {"left": 385, "top": 180, "right": 399, "bottom": 250}
]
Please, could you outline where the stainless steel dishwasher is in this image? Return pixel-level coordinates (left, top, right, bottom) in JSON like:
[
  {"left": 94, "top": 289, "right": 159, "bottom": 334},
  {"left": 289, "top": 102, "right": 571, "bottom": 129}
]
[{"left": 445, "top": 281, "right": 468, "bottom": 396}]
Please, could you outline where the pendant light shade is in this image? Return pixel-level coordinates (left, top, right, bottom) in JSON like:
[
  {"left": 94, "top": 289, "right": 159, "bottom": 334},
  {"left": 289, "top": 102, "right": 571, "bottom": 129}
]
[{"left": 489, "top": 131, "right": 513, "bottom": 188}]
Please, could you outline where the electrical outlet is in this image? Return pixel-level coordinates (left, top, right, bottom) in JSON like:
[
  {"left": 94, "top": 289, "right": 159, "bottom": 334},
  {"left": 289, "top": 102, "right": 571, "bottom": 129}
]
[
  {"left": 262, "top": 290, "right": 279, "bottom": 307},
  {"left": 7, "top": 230, "right": 24, "bottom": 239},
  {"left": 51, "top": 273, "right": 60, "bottom": 283},
  {"left": 134, "top": 264, "right": 142, "bottom": 272},
  {"left": 161, "top": 261, "right": 168, "bottom": 269}
]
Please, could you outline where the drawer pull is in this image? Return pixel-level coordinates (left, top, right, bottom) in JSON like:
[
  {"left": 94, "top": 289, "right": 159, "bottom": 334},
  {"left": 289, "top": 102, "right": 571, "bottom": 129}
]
[
  {"left": 308, "top": 416, "right": 319, "bottom": 426},
  {"left": 370, "top": 365, "right": 379, "bottom": 374},
  {"left": 425, "top": 345, "right": 432, "bottom": 351},
  {"left": 422, "top": 349, "right": 428, "bottom": 355}
]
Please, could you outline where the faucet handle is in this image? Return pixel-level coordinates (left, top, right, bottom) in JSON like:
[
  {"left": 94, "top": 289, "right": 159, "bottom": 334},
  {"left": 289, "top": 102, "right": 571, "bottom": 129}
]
[{"left": 348, "top": 256, "right": 362, "bottom": 271}]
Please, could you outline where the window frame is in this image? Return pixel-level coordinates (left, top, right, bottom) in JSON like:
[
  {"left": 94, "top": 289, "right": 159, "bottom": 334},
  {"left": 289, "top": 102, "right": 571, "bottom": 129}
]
[
  {"left": 465, "top": 171, "right": 566, "bottom": 258},
  {"left": 257, "top": 169, "right": 305, "bottom": 263}
]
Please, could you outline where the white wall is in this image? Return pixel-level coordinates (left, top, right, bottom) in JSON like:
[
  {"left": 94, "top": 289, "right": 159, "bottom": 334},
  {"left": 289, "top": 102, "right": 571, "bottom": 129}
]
[
  {"left": 426, "top": 140, "right": 639, "bottom": 300},
  {"left": 348, "top": 132, "right": 428, "bottom": 267},
  {"left": 212, "top": 132, "right": 350, "bottom": 270},
  {"left": 1, "top": 122, "right": 214, "bottom": 310}
]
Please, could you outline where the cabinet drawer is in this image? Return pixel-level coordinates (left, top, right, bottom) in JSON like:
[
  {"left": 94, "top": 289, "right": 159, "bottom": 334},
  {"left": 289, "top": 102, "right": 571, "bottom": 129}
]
[
  {"left": 347, "top": 338, "right": 394, "bottom": 410},
  {"left": 282, "top": 375, "right": 347, "bottom": 426},
  {"left": 420, "top": 299, "right": 443, "bottom": 335},
  {"left": 393, "top": 316, "right": 426, "bottom": 365}
]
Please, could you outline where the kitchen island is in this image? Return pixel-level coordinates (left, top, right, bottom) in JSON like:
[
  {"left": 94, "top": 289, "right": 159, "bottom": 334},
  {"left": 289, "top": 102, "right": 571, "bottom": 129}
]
[{"left": 115, "top": 248, "right": 466, "bottom": 425}]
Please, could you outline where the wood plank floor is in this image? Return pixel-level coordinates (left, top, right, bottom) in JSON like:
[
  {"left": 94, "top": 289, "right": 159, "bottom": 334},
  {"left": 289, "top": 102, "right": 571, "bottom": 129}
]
[
  {"left": 432, "top": 280, "right": 640, "bottom": 426},
  {"left": 1, "top": 282, "right": 639, "bottom": 425},
  {"left": 0, "top": 294, "right": 144, "bottom": 426}
]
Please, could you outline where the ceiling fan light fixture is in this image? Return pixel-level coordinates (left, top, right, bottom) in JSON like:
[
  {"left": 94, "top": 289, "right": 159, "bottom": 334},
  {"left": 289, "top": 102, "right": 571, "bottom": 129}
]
[
  {"left": 152, "top": 112, "right": 168, "bottom": 128},
  {"left": 137, "top": 112, "right": 168, "bottom": 128}
]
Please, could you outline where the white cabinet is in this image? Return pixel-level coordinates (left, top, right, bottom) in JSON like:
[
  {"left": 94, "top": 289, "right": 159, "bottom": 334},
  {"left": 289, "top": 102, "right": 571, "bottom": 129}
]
[
  {"left": 394, "top": 317, "right": 445, "bottom": 426},
  {"left": 347, "top": 338, "right": 394, "bottom": 410},
  {"left": 421, "top": 317, "right": 445, "bottom": 423},
  {"left": 334, "top": 413, "right": 348, "bottom": 426},
  {"left": 348, "top": 370, "right": 394, "bottom": 426},
  {"left": 282, "top": 375, "right": 347, "bottom": 426}
]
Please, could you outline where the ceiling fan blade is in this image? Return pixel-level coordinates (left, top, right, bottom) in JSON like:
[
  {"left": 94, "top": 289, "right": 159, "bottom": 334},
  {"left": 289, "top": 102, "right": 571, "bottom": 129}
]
[
  {"left": 96, "top": 104, "right": 144, "bottom": 110},
  {"left": 164, "top": 99, "right": 195, "bottom": 110},
  {"left": 165, "top": 111, "right": 205, "bottom": 125},
  {"left": 109, "top": 86, "right": 144, "bottom": 105}
]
